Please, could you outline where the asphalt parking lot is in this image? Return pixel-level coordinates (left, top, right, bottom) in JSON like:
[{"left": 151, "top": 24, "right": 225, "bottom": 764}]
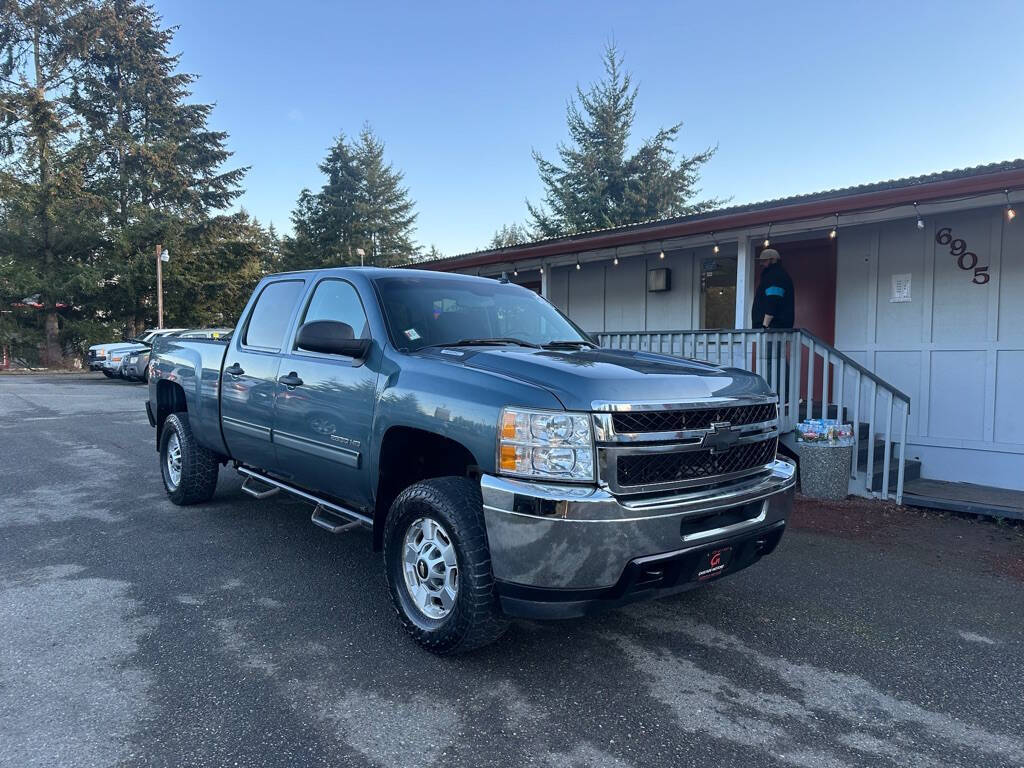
[{"left": 1, "top": 373, "right": 1022, "bottom": 768}]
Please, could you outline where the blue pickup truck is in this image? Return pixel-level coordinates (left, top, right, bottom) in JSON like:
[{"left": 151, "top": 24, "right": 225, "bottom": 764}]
[{"left": 147, "top": 268, "right": 795, "bottom": 654}]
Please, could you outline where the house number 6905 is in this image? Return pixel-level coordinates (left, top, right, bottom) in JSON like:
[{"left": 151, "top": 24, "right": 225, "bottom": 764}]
[{"left": 935, "top": 227, "right": 989, "bottom": 284}]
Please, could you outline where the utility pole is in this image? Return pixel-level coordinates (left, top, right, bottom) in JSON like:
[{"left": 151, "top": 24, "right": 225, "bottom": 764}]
[
  {"left": 156, "top": 244, "right": 169, "bottom": 328},
  {"left": 156, "top": 244, "right": 163, "bottom": 329}
]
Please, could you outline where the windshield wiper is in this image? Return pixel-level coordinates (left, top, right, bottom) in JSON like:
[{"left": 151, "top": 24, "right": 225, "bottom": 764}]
[
  {"left": 541, "top": 339, "right": 598, "bottom": 349},
  {"left": 422, "top": 337, "right": 542, "bottom": 349}
]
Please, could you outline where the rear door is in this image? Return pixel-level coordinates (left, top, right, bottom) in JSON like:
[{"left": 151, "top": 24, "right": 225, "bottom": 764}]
[
  {"left": 221, "top": 279, "right": 305, "bottom": 469},
  {"left": 272, "top": 277, "right": 379, "bottom": 508}
]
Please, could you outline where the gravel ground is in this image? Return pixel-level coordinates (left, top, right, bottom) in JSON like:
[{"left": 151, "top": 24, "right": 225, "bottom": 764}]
[{"left": 1, "top": 373, "right": 1022, "bottom": 768}]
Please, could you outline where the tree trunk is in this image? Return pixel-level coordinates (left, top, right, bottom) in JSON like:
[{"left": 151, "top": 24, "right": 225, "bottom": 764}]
[{"left": 41, "top": 311, "right": 63, "bottom": 367}]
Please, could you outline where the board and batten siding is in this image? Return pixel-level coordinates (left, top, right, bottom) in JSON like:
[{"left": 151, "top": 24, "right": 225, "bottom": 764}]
[
  {"left": 547, "top": 248, "right": 705, "bottom": 333},
  {"left": 835, "top": 205, "right": 1024, "bottom": 490}
]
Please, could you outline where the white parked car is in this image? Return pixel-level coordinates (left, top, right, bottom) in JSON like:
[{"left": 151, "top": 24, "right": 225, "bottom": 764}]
[{"left": 89, "top": 329, "right": 186, "bottom": 377}]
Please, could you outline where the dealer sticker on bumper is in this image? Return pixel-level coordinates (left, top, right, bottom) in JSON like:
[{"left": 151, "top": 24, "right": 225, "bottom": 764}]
[{"left": 697, "top": 547, "right": 732, "bottom": 581}]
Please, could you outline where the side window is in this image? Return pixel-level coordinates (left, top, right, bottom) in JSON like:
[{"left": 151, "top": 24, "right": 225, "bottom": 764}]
[
  {"left": 243, "top": 280, "right": 304, "bottom": 350},
  {"left": 299, "top": 280, "right": 369, "bottom": 342}
]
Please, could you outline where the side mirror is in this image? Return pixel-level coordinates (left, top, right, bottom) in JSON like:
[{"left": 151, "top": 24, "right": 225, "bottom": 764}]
[{"left": 295, "top": 320, "right": 371, "bottom": 359}]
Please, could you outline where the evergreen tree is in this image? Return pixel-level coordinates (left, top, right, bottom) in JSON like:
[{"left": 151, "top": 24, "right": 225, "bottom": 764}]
[
  {"left": 527, "top": 44, "right": 721, "bottom": 238},
  {"left": 285, "top": 125, "right": 418, "bottom": 270},
  {"left": 490, "top": 222, "right": 530, "bottom": 249},
  {"left": 283, "top": 133, "right": 361, "bottom": 270},
  {"left": 424, "top": 244, "right": 444, "bottom": 260},
  {"left": 352, "top": 125, "right": 417, "bottom": 266},
  {"left": 0, "top": 0, "right": 104, "bottom": 364},
  {"left": 72, "top": 0, "right": 246, "bottom": 334},
  {"left": 161, "top": 212, "right": 276, "bottom": 328}
]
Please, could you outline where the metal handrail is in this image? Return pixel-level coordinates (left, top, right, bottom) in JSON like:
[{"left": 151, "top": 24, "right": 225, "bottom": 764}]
[{"left": 597, "top": 328, "right": 912, "bottom": 504}]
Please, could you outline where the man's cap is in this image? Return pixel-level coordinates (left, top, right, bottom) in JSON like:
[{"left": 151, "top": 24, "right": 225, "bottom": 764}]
[{"left": 758, "top": 248, "right": 781, "bottom": 261}]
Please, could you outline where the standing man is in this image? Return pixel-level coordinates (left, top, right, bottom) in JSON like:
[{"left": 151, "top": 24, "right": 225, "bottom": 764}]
[
  {"left": 751, "top": 248, "right": 795, "bottom": 330},
  {"left": 751, "top": 248, "right": 795, "bottom": 397}
]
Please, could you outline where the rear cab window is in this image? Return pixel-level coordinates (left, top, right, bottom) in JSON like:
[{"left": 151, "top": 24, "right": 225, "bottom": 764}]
[{"left": 243, "top": 280, "right": 305, "bottom": 351}]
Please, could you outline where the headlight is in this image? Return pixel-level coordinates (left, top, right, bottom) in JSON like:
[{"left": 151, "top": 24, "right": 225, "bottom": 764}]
[{"left": 498, "top": 407, "right": 594, "bottom": 481}]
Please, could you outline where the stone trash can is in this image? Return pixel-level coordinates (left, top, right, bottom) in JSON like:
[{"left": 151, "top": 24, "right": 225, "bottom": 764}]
[{"left": 793, "top": 441, "right": 853, "bottom": 501}]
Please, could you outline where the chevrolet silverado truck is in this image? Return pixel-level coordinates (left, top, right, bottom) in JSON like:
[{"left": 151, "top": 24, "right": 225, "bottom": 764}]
[{"left": 147, "top": 268, "right": 795, "bottom": 654}]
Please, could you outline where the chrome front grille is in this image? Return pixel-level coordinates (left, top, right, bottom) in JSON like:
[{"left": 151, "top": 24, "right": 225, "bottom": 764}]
[
  {"left": 616, "top": 437, "right": 778, "bottom": 487},
  {"left": 594, "top": 398, "right": 779, "bottom": 495},
  {"left": 611, "top": 403, "right": 777, "bottom": 434}
]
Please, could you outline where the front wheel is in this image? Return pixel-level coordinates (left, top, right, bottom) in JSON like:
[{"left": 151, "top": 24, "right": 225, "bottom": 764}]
[
  {"left": 383, "top": 477, "right": 509, "bottom": 655},
  {"left": 160, "top": 413, "right": 219, "bottom": 505}
]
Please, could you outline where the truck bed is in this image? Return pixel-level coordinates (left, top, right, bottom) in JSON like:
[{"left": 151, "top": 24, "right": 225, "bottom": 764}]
[{"left": 150, "top": 336, "right": 230, "bottom": 455}]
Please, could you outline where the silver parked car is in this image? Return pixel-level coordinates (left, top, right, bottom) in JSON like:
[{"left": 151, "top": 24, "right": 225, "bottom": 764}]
[{"left": 123, "top": 329, "right": 233, "bottom": 381}]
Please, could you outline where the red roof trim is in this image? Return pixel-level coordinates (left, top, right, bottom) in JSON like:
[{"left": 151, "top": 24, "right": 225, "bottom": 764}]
[{"left": 425, "top": 166, "right": 1024, "bottom": 272}]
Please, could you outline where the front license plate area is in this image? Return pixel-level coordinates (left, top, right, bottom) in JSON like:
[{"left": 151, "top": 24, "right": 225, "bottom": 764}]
[{"left": 697, "top": 546, "right": 732, "bottom": 581}]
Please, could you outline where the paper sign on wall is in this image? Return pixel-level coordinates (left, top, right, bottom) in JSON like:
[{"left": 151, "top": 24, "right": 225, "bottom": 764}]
[{"left": 890, "top": 273, "right": 911, "bottom": 303}]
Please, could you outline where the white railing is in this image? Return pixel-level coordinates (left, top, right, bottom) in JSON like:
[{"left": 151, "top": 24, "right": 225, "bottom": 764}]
[{"left": 597, "top": 329, "right": 912, "bottom": 504}]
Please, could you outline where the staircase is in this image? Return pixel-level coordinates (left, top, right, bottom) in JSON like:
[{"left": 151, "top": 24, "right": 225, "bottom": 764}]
[
  {"left": 598, "top": 328, "right": 912, "bottom": 504},
  {"left": 783, "top": 403, "right": 920, "bottom": 493}
]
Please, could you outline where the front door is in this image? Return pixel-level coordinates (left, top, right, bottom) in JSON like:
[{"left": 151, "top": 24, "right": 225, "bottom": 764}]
[
  {"left": 272, "top": 277, "right": 379, "bottom": 510},
  {"left": 221, "top": 279, "right": 306, "bottom": 469},
  {"left": 756, "top": 238, "right": 837, "bottom": 343}
]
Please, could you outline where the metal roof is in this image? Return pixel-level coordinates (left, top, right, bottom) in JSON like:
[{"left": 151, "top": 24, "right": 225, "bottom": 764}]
[{"left": 416, "top": 158, "right": 1024, "bottom": 271}]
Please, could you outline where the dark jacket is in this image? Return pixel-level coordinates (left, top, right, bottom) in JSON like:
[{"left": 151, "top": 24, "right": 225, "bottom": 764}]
[{"left": 751, "top": 262, "right": 795, "bottom": 329}]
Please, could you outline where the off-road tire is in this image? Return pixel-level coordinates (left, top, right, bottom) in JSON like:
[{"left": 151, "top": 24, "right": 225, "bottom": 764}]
[
  {"left": 383, "top": 477, "right": 510, "bottom": 654},
  {"left": 101, "top": 370, "right": 114, "bottom": 378},
  {"left": 160, "top": 412, "right": 219, "bottom": 505}
]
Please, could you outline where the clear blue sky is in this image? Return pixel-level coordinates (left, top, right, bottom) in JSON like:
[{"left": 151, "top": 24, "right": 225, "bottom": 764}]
[{"left": 154, "top": 0, "right": 1024, "bottom": 256}]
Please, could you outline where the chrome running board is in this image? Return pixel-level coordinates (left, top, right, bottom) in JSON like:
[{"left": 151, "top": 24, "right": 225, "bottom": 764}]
[
  {"left": 240, "top": 475, "right": 280, "bottom": 499},
  {"left": 236, "top": 466, "right": 372, "bottom": 531}
]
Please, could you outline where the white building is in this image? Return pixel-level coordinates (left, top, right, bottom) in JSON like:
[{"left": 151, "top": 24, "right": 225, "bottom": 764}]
[{"left": 422, "top": 160, "right": 1024, "bottom": 517}]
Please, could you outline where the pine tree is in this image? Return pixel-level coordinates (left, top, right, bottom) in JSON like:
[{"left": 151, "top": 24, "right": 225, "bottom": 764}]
[
  {"left": 352, "top": 125, "right": 417, "bottom": 266},
  {"left": 284, "top": 126, "right": 418, "bottom": 269},
  {"left": 527, "top": 44, "right": 721, "bottom": 238},
  {"left": 160, "top": 212, "right": 276, "bottom": 328},
  {"left": 490, "top": 223, "right": 530, "bottom": 249},
  {"left": 0, "top": 0, "right": 105, "bottom": 364},
  {"left": 283, "top": 133, "right": 361, "bottom": 270},
  {"left": 72, "top": 0, "right": 246, "bottom": 334}
]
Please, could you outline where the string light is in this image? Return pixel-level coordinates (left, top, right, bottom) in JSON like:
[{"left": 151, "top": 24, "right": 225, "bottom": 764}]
[
  {"left": 763, "top": 223, "right": 772, "bottom": 248},
  {"left": 539, "top": 265, "right": 544, "bottom": 275},
  {"left": 612, "top": 248, "right": 619, "bottom": 266},
  {"left": 711, "top": 232, "right": 720, "bottom": 254},
  {"left": 575, "top": 257, "right": 581, "bottom": 270},
  {"left": 1006, "top": 190, "right": 1016, "bottom": 221},
  {"left": 914, "top": 202, "right": 924, "bottom": 229},
  {"left": 829, "top": 213, "right": 838, "bottom": 239},
  {"left": 658, "top": 240, "right": 665, "bottom": 259},
  {"left": 513, "top": 264, "right": 518, "bottom": 276}
]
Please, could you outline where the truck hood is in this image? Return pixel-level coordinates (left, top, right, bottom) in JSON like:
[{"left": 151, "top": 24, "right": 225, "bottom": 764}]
[{"left": 423, "top": 346, "right": 771, "bottom": 410}]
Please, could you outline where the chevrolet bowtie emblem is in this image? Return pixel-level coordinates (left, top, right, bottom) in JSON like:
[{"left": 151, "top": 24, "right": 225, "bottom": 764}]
[{"left": 701, "top": 422, "right": 740, "bottom": 454}]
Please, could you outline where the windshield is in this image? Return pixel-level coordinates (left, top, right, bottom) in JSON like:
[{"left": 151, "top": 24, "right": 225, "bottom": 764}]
[{"left": 373, "top": 275, "right": 590, "bottom": 352}]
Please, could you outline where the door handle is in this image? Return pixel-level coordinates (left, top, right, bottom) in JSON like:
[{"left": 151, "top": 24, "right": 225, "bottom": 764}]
[
  {"left": 279, "top": 372, "right": 304, "bottom": 388},
  {"left": 225, "top": 363, "right": 245, "bottom": 376}
]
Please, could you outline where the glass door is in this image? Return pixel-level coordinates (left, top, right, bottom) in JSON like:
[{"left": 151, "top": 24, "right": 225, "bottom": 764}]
[{"left": 700, "top": 256, "right": 737, "bottom": 329}]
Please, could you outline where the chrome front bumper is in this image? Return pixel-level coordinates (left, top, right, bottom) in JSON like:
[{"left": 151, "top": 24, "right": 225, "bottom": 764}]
[{"left": 480, "top": 458, "right": 795, "bottom": 593}]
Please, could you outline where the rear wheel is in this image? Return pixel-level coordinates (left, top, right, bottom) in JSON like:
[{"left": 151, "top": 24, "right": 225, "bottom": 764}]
[
  {"left": 383, "top": 476, "right": 509, "bottom": 655},
  {"left": 160, "top": 413, "right": 219, "bottom": 505}
]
